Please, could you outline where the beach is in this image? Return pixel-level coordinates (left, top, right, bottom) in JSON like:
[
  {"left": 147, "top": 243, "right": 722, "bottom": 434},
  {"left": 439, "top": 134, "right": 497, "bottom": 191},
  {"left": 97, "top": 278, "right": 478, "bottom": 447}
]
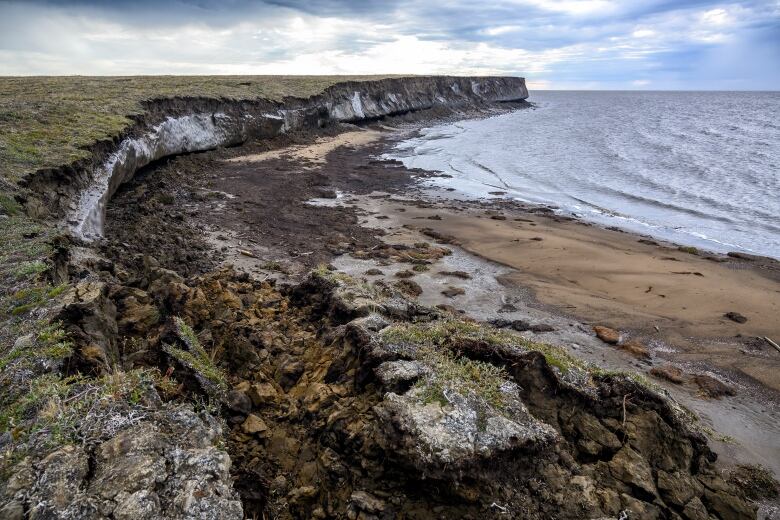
[{"left": 101, "top": 119, "right": 780, "bottom": 479}]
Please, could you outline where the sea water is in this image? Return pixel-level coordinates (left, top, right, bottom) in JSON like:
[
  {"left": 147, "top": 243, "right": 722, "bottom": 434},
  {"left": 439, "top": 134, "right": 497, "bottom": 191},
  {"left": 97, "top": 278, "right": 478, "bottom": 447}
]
[{"left": 386, "top": 91, "right": 780, "bottom": 259}]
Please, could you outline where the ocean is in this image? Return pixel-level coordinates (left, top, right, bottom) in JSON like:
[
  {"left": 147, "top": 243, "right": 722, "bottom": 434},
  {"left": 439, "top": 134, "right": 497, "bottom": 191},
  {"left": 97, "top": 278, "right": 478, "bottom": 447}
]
[{"left": 385, "top": 91, "right": 780, "bottom": 259}]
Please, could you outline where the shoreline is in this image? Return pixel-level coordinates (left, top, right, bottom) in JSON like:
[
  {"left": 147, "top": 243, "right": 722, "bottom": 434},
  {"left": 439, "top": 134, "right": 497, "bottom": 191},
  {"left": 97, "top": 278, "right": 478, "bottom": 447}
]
[
  {"left": 100, "top": 112, "right": 780, "bottom": 493},
  {"left": 384, "top": 99, "right": 780, "bottom": 263}
]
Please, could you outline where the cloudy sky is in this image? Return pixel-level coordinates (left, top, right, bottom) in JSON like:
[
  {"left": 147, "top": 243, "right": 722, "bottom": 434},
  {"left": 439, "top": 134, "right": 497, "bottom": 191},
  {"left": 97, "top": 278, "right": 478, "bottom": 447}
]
[{"left": 0, "top": 0, "right": 778, "bottom": 89}]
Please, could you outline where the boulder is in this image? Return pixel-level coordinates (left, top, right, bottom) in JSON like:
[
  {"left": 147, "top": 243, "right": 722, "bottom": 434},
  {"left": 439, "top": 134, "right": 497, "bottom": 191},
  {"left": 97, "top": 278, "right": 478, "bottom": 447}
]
[
  {"left": 649, "top": 365, "right": 685, "bottom": 384},
  {"left": 242, "top": 414, "right": 269, "bottom": 436},
  {"left": 656, "top": 470, "right": 703, "bottom": 507},
  {"left": 247, "top": 382, "right": 278, "bottom": 407},
  {"left": 618, "top": 340, "right": 650, "bottom": 359},
  {"left": 593, "top": 326, "right": 620, "bottom": 344},
  {"left": 694, "top": 374, "right": 735, "bottom": 398},
  {"left": 375, "top": 360, "right": 430, "bottom": 392},
  {"left": 723, "top": 312, "right": 747, "bottom": 324},
  {"left": 375, "top": 382, "right": 557, "bottom": 473},
  {"left": 608, "top": 446, "right": 657, "bottom": 497}
]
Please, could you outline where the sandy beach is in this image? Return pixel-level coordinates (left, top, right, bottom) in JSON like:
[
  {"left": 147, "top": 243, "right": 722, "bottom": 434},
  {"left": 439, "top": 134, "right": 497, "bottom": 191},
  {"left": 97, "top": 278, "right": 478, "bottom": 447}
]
[
  {"left": 100, "top": 120, "right": 780, "bottom": 504},
  {"left": 367, "top": 197, "right": 780, "bottom": 392}
]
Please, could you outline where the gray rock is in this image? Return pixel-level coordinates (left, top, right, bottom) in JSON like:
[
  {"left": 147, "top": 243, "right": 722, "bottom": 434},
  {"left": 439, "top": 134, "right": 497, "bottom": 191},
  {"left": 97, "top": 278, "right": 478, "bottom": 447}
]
[
  {"left": 374, "top": 360, "right": 430, "bottom": 392},
  {"left": 9, "top": 405, "right": 242, "bottom": 520},
  {"left": 225, "top": 390, "right": 252, "bottom": 415},
  {"left": 376, "top": 381, "right": 557, "bottom": 472}
]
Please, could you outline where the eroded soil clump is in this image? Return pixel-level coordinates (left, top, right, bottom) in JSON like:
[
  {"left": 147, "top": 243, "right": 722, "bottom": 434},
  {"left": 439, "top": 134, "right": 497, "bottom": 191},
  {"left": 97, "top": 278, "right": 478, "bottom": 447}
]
[
  {"left": 3, "top": 239, "right": 755, "bottom": 518},
  {"left": 1, "top": 121, "right": 762, "bottom": 519}
]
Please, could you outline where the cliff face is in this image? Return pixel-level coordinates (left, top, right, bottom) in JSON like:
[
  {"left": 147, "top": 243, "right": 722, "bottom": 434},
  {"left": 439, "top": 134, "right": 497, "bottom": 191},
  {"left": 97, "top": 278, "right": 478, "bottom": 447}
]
[{"left": 23, "top": 76, "right": 527, "bottom": 240}]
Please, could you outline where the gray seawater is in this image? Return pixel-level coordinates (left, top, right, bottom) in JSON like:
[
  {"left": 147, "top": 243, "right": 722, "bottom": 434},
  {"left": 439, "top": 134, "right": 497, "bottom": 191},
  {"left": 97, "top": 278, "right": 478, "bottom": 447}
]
[{"left": 386, "top": 91, "right": 780, "bottom": 259}]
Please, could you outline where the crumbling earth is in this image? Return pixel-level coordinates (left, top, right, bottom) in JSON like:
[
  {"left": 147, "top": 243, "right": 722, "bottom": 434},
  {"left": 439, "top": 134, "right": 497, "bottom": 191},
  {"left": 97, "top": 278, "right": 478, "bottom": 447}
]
[
  {"left": 1, "top": 118, "right": 768, "bottom": 519},
  {"left": 1, "top": 247, "right": 757, "bottom": 518}
]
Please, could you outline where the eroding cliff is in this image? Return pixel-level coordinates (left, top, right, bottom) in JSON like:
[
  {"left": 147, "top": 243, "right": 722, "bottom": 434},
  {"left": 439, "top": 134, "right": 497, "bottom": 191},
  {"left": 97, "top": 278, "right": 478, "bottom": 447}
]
[{"left": 22, "top": 76, "right": 527, "bottom": 240}]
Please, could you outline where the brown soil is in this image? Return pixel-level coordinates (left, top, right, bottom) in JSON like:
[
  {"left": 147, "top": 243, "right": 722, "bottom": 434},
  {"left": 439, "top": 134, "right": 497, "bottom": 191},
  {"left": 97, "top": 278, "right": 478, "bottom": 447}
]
[
  {"left": 367, "top": 199, "right": 780, "bottom": 393},
  {"left": 88, "top": 111, "right": 778, "bottom": 518}
]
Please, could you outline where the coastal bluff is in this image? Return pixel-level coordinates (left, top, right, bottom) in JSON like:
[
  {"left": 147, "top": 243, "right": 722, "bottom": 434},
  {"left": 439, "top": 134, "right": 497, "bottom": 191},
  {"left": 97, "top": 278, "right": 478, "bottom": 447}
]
[{"left": 21, "top": 76, "right": 528, "bottom": 239}]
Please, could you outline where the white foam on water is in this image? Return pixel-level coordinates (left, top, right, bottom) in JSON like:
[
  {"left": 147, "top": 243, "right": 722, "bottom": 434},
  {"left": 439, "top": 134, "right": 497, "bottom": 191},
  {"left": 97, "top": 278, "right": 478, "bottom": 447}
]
[{"left": 384, "top": 91, "right": 780, "bottom": 259}]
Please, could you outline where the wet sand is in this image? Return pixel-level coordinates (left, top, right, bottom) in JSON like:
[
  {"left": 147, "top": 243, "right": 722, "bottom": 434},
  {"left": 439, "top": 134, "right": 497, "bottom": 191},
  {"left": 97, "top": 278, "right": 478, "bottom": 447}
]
[
  {"left": 374, "top": 200, "right": 780, "bottom": 392},
  {"left": 105, "top": 121, "right": 780, "bottom": 484}
]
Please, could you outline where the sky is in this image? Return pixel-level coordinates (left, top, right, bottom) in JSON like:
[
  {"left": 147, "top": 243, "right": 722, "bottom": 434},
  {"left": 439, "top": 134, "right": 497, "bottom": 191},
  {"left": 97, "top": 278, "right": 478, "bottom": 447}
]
[{"left": 0, "top": 0, "right": 778, "bottom": 89}]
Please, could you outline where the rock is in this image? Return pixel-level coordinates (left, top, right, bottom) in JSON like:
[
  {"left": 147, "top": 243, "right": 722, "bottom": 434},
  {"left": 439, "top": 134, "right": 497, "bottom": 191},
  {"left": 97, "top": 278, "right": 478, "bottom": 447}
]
[
  {"left": 682, "top": 496, "right": 709, "bottom": 520},
  {"left": 593, "top": 325, "right": 621, "bottom": 344},
  {"left": 242, "top": 414, "right": 269, "bottom": 436},
  {"left": 92, "top": 406, "right": 242, "bottom": 519},
  {"left": 247, "top": 382, "right": 278, "bottom": 406},
  {"left": 510, "top": 320, "right": 532, "bottom": 331},
  {"left": 694, "top": 374, "right": 735, "bottom": 398},
  {"left": 393, "top": 279, "right": 422, "bottom": 297},
  {"left": 439, "top": 270, "right": 471, "bottom": 279},
  {"left": 656, "top": 470, "right": 703, "bottom": 506},
  {"left": 490, "top": 215, "right": 507, "bottom": 220},
  {"left": 364, "top": 268, "right": 383, "bottom": 276},
  {"left": 530, "top": 323, "right": 555, "bottom": 333},
  {"left": 724, "top": 312, "right": 747, "bottom": 323},
  {"left": 702, "top": 488, "right": 756, "bottom": 520},
  {"left": 608, "top": 446, "right": 657, "bottom": 497},
  {"left": 288, "top": 486, "right": 317, "bottom": 505},
  {"left": 375, "top": 360, "right": 430, "bottom": 392},
  {"left": 375, "top": 382, "right": 557, "bottom": 473},
  {"left": 567, "top": 412, "right": 621, "bottom": 455},
  {"left": 226, "top": 390, "right": 252, "bottom": 415},
  {"left": 350, "top": 490, "right": 386, "bottom": 513},
  {"left": 13, "top": 404, "right": 242, "bottom": 519},
  {"left": 618, "top": 340, "right": 650, "bottom": 359},
  {"left": 113, "top": 489, "right": 161, "bottom": 520},
  {"left": 649, "top": 365, "right": 685, "bottom": 384},
  {"left": 394, "top": 270, "right": 415, "bottom": 279},
  {"left": 350, "top": 313, "right": 391, "bottom": 333},
  {"left": 276, "top": 358, "right": 305, "bottom": 391},
  {"left": 619, "top": 493, "right": 662, "bottom": 519},
  {"left": 28, "top": 445, "right": 89, "bottom": 518},
  {"left": 489, "top": 318, "right": 513, "bottom": 328},
  {"left": 441, "top": 287, "right": 465, "bottom": 298}
]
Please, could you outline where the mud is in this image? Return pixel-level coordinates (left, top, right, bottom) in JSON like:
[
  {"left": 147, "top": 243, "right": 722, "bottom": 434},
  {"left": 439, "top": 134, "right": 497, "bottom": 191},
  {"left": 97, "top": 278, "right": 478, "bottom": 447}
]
[{"left": 24, "top": 102, "right": 778, "bottom": 519}]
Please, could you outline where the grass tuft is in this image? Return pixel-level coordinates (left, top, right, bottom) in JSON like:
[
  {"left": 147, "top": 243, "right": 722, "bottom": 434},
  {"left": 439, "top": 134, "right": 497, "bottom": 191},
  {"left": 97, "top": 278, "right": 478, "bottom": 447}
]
[{"left": 163, "top": 317, "right": 227, "bottom": 395}]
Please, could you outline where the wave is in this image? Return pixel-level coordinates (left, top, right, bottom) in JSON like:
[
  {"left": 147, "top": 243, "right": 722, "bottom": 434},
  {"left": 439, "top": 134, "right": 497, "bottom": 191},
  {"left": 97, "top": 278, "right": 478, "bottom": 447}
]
[{"left": 386, "top": 91, "right": 780, "bottom": 258}]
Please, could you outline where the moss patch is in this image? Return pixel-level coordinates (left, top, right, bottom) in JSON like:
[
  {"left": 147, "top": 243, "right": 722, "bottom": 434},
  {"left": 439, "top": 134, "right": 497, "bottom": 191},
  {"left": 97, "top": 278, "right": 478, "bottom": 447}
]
[
  {"left": 380, "top": 319, "right": 589, "bottom": 375},
  {"left": 414, "top": 347, "right": 509, "bottom": 410}
]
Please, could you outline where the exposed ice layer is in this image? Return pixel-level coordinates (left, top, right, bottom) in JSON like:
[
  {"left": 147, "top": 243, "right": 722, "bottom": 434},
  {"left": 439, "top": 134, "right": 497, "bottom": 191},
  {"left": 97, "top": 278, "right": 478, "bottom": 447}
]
[
  {"left": 66, "top": 77, "right": 529, "bottom": 240},
  {"left": 70, "top": 113, "right": 244, "bottom": 239}
]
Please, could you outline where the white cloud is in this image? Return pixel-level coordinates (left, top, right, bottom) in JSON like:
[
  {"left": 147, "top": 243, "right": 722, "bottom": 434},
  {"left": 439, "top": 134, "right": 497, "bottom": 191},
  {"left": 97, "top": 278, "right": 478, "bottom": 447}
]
[{"left": 0, "top": 0, "right": 777, "bottom": 90}]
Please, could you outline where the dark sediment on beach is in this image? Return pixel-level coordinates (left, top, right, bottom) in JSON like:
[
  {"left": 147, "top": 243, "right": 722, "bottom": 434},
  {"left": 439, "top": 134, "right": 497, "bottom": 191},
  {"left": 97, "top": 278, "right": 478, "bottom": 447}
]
[{"left": 4, "top": 77, "right": 778, "bottom": 519}]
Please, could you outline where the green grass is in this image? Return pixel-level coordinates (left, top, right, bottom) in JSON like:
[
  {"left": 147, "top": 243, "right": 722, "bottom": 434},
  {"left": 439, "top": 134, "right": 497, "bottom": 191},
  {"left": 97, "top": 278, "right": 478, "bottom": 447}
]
[
  {"left": 414, "top": 346, "right": 509, "bottom": 410},
  {"left": 380, "top": 319, "right": 589, "bottom": 375},
  {"left": 0, "top": 75, "right": 397, "bottom": 184},
  {"left": 163, "top": 317, "right": 227, "bottom": 395},
  {"left": 0, "top": 322, "right": 73, "bottom": 373}
]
